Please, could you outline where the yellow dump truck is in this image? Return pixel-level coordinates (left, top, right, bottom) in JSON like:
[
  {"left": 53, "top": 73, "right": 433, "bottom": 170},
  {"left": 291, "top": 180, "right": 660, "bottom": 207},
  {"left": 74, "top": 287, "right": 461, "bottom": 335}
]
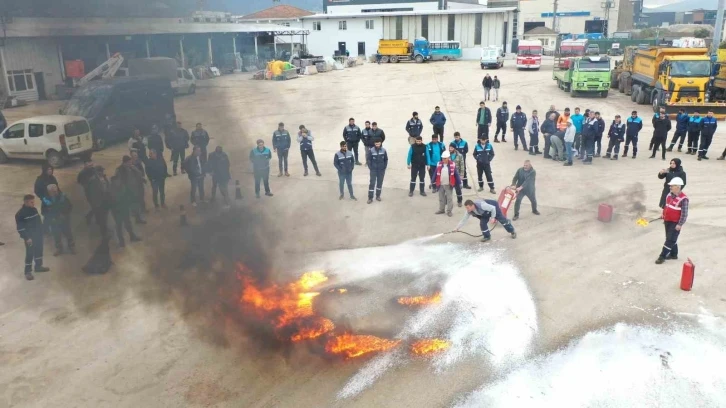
[
  {"left": 377, "top": 39, "right": 431, "bottom": 63},
  {"left": 614, "top": 46, "right": 726, "bottom": 118}
]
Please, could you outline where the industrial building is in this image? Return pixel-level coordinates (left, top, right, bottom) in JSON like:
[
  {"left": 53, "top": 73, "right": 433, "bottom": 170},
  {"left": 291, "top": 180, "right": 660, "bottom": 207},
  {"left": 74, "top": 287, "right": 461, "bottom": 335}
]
[{"left": 0, "top": 16, "right": 307, "bottom": 102}]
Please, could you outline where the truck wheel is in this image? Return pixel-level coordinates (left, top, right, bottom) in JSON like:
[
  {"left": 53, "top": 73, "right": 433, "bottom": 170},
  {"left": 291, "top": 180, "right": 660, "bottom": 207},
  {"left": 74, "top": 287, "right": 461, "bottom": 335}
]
[
  {"left": 443, "top": 56, "right": 450, "bottom": 61},
  {"left": 94, "top": 137, "right": 106, "bottom": 151},
  {"left": 570, "top": 87, "right": 577, "bottom": 97},
  {"left": 381, "top": 56, "right": 389, "bottom": 63},
  {"left": 46, "top": 150, "right": 65, "bottom": 168},
  {"left": 610, "top": 72, "right": 619, "bottom": 89},
  {"left": 652, "top": 91, "right": 662, "bottom": 112},
  {"left": 415, "top": 55, "right": 424, "bottom": 63},
  {"left": 390, "top": 56, "right": 399, "bottom": 63},
  {"left": 601, "top": 91, "right": 609, "bottom": 98},
  {"left": 0, "top": 149, "right": 8, "bottom": 164},
  {"left": 631, "top": 86, "right": 639, "bottom": 102},
  {"left": 636, "top": 87, "right": 647, "bottom": 105},
  {"left": 618, "top": 79, "right": 625, "bottom": 93},
  {"left": 188, "top": 85, "right": 196, "bottom": 95}
]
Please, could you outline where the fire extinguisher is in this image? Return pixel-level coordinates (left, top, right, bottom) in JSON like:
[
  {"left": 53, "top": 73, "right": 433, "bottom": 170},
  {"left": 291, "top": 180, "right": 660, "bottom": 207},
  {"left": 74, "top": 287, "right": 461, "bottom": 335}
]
[{"left": 680, "top": 258, "right": 695, "bottom": 291}]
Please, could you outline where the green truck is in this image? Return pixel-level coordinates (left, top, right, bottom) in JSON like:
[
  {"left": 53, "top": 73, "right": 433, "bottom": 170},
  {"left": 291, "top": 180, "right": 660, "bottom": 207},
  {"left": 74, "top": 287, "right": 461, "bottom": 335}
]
[{"left": 552, "top": 56, "right": 611, "bottom": 98}]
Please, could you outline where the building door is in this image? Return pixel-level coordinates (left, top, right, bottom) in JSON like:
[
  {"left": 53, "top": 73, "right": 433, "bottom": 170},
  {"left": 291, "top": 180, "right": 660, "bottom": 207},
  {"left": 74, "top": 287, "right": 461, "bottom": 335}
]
[
  {"left": 338, "top": 42, "right": 347, "bottom": 56},
  {"left": 34, "top": 73, "right": 47, "bottom": 100},
  {"left": 358, "top": 42, "right": 366, "bottom": 56}
]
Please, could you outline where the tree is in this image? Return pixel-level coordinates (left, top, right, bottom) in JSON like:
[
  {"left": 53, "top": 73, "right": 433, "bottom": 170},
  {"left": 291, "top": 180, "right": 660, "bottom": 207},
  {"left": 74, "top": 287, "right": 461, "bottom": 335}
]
[
  {"left": 719, "top": 41, "right": 726, "bottom": 50},
  {"left": 694, "top": 28, "right": 710, "bottom": 39}
]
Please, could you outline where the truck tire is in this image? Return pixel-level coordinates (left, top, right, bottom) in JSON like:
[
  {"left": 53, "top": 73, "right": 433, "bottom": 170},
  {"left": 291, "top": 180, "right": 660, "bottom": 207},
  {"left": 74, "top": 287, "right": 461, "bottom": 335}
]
[
  {"left": 46, "top": 150, "right": 65, "bottom": 168},
  {"left": 636, "top": 87, "right": 647, "bottom": 105},
  {"left": 610, "top": 71, "right": 619, "bottom": 89},
  {"left": 652, "top": 90, "right": 662, "bottom": 113},
  {"left": 443, "top": 56, "right": 450, "bottom": 61},
  {"left": 415, "top": 55, "right": 424, "bottom": 63},
  {"left": 0, "top": 148, "right": 8, "bottom": 164},
  {"left": 570, "top": 87, "right": 577, "bottom": 97},
  {"left": 381, "top": 56, "right": 390, "bottom": 63},
  {"left": 390, "top": 56, "right": 399, "bottom": 63},
  {"left": 631, "top": 86, "right": 639, "bottom": 102},
  {"left": 618, "top": 79, "right": 625, "bottom": 93},
  {"left": 601, "top": 90, "right": 609, "bottom": 98}
]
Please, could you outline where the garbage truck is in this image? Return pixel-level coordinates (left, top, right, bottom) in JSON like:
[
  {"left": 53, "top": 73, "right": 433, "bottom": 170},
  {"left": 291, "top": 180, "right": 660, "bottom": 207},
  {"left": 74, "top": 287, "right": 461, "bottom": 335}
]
[
  {"left": 552, "top": 56, "right": 611, "bottom": 97},
  {"left": 377, "top": 39, "right": 431, "bottom": 63},
  {"left": 613, "top": 46, "right": 726, "bottom": 117}
]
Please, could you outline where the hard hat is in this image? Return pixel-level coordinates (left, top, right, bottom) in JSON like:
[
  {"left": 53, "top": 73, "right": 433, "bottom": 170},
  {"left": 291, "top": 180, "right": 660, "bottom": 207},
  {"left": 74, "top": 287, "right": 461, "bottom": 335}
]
[
  {"left": 668, "top": 177, "right": 684, "bottom": 186},
  {"left": 441, "top": 151, "right": 451, "bottom": 159}
]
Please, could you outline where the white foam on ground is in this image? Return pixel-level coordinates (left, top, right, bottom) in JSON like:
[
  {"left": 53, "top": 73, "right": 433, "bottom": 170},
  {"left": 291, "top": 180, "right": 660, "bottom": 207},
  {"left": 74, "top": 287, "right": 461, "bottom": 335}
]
[
  {"left": 306, "top": 240, "right": 538, "bottom": 400},
  {"left": 454, "top": 319, "right": 726, "bottom": 408}
]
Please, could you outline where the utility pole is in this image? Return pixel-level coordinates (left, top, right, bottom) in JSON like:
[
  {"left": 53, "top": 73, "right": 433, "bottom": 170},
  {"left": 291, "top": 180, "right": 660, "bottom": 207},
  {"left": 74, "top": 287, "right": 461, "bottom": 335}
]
[
  {"left": 602, "top": 1, "right": 612, "bottom": 37},
  {"left": 712, "top": 0, "right": 726, "bottom": 55},
  {"left": 552, "top": 0, "right": 559, "bottom": 32}
]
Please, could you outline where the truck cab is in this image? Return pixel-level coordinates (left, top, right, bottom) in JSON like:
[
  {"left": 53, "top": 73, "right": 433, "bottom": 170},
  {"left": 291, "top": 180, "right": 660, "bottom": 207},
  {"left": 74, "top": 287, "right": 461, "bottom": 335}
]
[
  {"left": 516, "top": 40, "right": 542, "bottom": 70},
  {"left": 553, "top": 56, "right": 611, "bottom": 97}
]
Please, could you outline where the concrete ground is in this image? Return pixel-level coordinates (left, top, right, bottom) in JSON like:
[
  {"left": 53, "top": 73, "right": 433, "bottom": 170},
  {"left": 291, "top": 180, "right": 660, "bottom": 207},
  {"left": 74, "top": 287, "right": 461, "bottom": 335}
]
[{"left": 1, "top": 58, "right": 725, "bottom": 407}]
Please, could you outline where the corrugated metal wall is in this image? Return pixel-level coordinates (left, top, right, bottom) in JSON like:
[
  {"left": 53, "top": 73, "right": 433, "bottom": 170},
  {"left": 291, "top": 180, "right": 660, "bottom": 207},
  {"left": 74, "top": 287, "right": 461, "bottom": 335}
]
[{"left": 2, "top": 38, "right": 64, "bottom": 101}]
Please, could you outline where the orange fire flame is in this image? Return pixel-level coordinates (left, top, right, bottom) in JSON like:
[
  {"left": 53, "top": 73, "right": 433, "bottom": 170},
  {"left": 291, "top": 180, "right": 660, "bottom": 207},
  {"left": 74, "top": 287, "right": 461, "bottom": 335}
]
[
  {"left": 325, "top": 333, "right": 401, "bottom": 358},
  {"left": 411, "top": 339, "right": 451, "bottom": 356},
  {"left": 329, "top": 288, "right": 348, "bottom": 294},
  {"left": 397, "top": 292, "right": 442, "bottom": 306}
]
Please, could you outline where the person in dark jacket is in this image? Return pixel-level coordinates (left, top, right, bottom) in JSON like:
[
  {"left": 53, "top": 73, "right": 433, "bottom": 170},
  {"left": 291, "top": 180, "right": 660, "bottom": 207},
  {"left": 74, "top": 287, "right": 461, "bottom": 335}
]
[
  {"left": 430, "top": 106, "right": 447, "bottom": 142},
  {"left": 86, "top": 166, "right": 113, "bottom": 239},
  {"left": 540, "top": 113, "right": 557, "bottom": 159},
  {"left": 343, "top": 118, "right": 363, "bottom": 165},
  {"left": 145, "top": 148, "right": 168, "bottom": 209},
  {"left": 183, "top": 146, "right": 206, "bottom": 206},
  {"left": 366, "top": 140, "right": 388, "bottom": 204},
  {"left": 697, "top": 111, "right": 717, "bottom": 160},
  {"left": 604, "top": 115, "right": 626, "bottom": 160},
  {"left": 45, "top": 184, "right": 75, "bottom": 256},
  {"left": 545, "top": 105, "right": 560, "bottom": 124},
  {"left": 334, "top": 141, "right": 356, "bottom": 200},
  {"left": 527, "top": 110, "right": 542, "bottom": 155},
  {"left": 426, "top": 134, "right": 445, "bottom": 192},
  {"left": 511, "top": 160, "right": 539, "bottom": 220},
  {"left": 190, "top": 122, "right": 211, "bottom": 166},
  {"left": 482, "top": 74, "right": 493, "bottom": 101},
  {"left": 207, "top": 145, "right": 232, "bottom": 205},
  {"left": 34, "top": 163, "right": 59, "bottom": 234},
  {"left": 407, "top": 136, "right": 428, "bottom": 197},
  {"left": 454, "top": 199, "right": 516, "bottom": 242},
  {"left": 582, "top": 111, "right": 598, "bottom": 164},
  {"left": 370, "top": 122, "right": 386, "bottom": 144},
  {"left": 405, "top": 112, "right": 424, "bottom": 145},
  {"left": 361, "top": 121, "right": 374, "bottom": 150},
  {"left": 657, "top": 158, "right": 686, "bottom": 208},
  {"left": 510, "top": 105, "right": 528, "bottom": 151},
  {"left": 624, "top": 111, "right": 643, "bottom": 158},
  {"left": 668, "top": 109, "right": 689, "bottom": 152},
  {"left": 272, "top": 122, "right": 292, "bottom": 177},
  {"left": 166, "top": 121, "right": 189, "bottom": 175},
  {"left": 115, "top": 156, "right": 147, "bottom": 224},
  {"left": 685, "top": 111, "right": 703, "bottom": 155},
  {"left": 476, "top": 101, "right": 492, "bottom": 141},
  {"left": 250, "top": 139, "right": 273, "bottom": 198},
  {"left": 594, "top": 112, "right": 606, "bottom": 157},
  {"left": 146, "top": 125, "right": 164, "bottom": 158},
  {"left": 650, "top": 108, "right": 672, "bottom": 160},
  {"left": 130, "top": 150, "right": 147, "bottom": 216},
  {"left": 77, "top": 158, "right": 98, "bottom": 224},
  {"left": 129, "top": 128, "right": 148, "bottom": 162},
  {"left": 297, "top": 125, "right": 321, "bottom": 177},
  {"left": 109, "top": 173, "right": 141, "bottom": 248},
  {"left": 16, "top": 194, "right": 49, "bottom": 280},
  {"left": 494, "top": 101, "right": 509, "bottom": 143},
  {"left": 473, "top": 135, "right": 496, "bottom": 194},
  {"left": 451, "top": 132, "right": 471, "bottom": 189}
]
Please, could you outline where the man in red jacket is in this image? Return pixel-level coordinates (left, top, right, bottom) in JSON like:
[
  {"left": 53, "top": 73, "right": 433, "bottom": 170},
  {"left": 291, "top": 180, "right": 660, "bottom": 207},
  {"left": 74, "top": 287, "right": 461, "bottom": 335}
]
[
  {"left": 656, "top": 177, "right": 687, "bottom": 264},
  {"left": 434, "top": 151, "right": 461, "bottom": 217}
]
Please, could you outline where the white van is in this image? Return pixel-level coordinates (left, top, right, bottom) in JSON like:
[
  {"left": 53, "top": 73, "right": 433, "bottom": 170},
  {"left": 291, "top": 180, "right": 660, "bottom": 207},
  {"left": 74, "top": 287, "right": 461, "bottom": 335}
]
[
  {"left": 176, "top": 67, "right": 197, "bottom": 95},
  {"left": 0, "top": 115, "right": 93, "bottom": 167},
  {"left": 481, "top": 46, "right": 504, "bottom": 69}
]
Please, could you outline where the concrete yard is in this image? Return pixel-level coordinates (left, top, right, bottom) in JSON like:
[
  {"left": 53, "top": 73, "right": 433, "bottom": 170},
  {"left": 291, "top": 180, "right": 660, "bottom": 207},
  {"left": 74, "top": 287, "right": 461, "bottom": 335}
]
[{"left": 1, "top": 58, "right": 726, "bottom": 407}]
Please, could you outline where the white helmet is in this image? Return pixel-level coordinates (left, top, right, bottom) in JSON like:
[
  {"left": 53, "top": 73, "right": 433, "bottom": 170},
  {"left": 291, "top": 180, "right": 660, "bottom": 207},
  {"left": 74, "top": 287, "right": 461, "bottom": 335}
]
[
  {"left": 668, "top": 177, "right": 684, "bottom": 186},
  {"left": 441, "top": 151, "right": 451, "bottom": 159}
]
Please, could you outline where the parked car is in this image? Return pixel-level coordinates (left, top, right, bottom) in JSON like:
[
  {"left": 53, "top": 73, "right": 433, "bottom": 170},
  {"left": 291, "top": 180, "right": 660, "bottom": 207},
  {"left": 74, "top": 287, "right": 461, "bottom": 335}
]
[
  {"left": 480, "top": 46, "right": 504, "bottom": 69},
  {"left": 61, "top": 76, "right": 176, "bottom": 150},
  {"left": 608, "top": 43, "right": 623, "bottom": 56},
  {"left": 586, "top": 44, "right": 600, "bottom": 56},
  {"left": 0, "top": 115, "right": 93, "bottom": 167}
]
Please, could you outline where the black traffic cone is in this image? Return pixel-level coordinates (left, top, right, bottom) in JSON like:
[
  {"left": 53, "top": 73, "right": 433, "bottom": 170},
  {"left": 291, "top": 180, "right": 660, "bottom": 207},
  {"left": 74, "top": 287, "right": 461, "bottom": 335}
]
[
  {"left": 179, "top": 204, "right": 188, "bottom": 226},
  {"left": 235, "top": 180, "right": 243, "bottom": 200}
]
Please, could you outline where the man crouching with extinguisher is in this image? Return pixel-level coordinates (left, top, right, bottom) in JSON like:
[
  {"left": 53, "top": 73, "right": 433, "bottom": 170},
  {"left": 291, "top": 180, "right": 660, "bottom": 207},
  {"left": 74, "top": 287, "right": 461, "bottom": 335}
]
[
  {"left": 452, "top": 199, "right": 516, "bottom": 243},
  {"left": 656, "top": 177, "right": 688, "bottom": 264}
]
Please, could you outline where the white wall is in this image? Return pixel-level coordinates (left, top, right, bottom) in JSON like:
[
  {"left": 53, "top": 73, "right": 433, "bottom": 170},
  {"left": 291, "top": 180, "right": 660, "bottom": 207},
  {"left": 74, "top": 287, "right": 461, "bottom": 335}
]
[
  {"left": 517, "top": 0, "right": 620, "bottom": 37},
  {"left": 327, "top": 2, "right": 439, "bottom": 14},
  {"left": 303, "top": 17, "right": 384, "bottom": 58},
  {"left": 1, "top": 38, "right": 64, "bottom": 101},
  {"left": 448, "top": 2, "right": 488, "bottom": 9}
]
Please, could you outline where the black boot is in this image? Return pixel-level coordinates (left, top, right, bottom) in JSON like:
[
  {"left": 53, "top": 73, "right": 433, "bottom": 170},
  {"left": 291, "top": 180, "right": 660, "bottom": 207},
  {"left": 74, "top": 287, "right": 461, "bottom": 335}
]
[
  {"left": 623, "top": 147, "right": 629, "bottom": 157},
  {"left": 667, "top": 144, "right": 674, "bottom": 152}
]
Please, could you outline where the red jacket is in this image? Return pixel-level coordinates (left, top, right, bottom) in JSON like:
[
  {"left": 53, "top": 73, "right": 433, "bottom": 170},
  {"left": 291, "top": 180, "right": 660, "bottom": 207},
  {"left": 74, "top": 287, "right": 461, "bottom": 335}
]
[
  {"left": 434, "top": 161, "right": 460, "bottom": 187},
  {"left": 663, "top": 192, "right": 687, "bottom": 223}
]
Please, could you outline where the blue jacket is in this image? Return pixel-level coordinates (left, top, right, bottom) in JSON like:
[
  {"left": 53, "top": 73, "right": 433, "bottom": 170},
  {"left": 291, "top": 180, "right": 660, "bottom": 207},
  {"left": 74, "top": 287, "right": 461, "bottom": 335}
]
[
  {"left": 426, "top": 141, "right": 445, "bottom": 166},
  {"left": 473, "top": 141, "right": 495, "bottom": 165},
  {"left": 272, "top": 129, "right": 291, "bottom": 150},
  {"left": 334, "top": 150, "right": 355, "bottom": 173},
  {"left": 676, "top": 112, "right": 690, "bottom": 132},
  {"left": 249, "top": 147, "right": 272, "bottom": 171},
  {"left": 430, "top": 112, "right": 447, "bottom": 127},
  {"left": 297, "top": 131, "right": 314, "bottom": 151},
  {"left": 510, "top": 112, "right": 527, "bottom": 130},
  {"left": 596, "top": 118, "right": 606, "bottom": 136},
  {"left": 366, "top": 146, "right": 388, "bottom": 171},
  {"left": 687, "top": 116, "right": 703, "bottom": 134},
  {"left": 701, "top": 116, "right": 717, "bottom": 136},
  {"left": 405, "top": 118, "right": 423, "bottom": 137},
  {"left": 570, "top": 113, "right": 584, "bottom": 133},
  {"left": 451, "top": 138, "right": 469, "bottom": 156},
  {"left": 608, "top": 121, "right": 625, "bottom": 140},
  {"left": 626, "top": 116, "right": 642, "bottom": 137}
]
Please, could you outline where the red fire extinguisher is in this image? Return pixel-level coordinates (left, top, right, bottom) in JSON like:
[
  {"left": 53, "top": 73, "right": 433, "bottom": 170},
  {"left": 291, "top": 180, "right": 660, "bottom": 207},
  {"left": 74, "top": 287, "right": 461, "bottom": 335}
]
[{"left": 680, "top": 258, "right": 695, "bottom": 291}]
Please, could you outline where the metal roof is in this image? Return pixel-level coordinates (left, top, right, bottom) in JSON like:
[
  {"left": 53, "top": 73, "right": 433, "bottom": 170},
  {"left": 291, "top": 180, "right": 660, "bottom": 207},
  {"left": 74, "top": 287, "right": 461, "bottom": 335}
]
[
  {"left": 300, "top": 7, "right": 516, "bottom": 20},
  {"left": 4, "top": 17, "right": 309, "bottom": 38}
]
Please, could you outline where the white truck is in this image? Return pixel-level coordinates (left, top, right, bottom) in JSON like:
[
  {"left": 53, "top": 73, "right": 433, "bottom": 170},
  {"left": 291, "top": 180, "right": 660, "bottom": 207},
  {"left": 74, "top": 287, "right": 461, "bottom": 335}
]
[
  {"left": 127, "top": 57, "right": 197, "bottom": 95},
  {"left": 480, "top": 46, "right": 504, "bottom": 69}
]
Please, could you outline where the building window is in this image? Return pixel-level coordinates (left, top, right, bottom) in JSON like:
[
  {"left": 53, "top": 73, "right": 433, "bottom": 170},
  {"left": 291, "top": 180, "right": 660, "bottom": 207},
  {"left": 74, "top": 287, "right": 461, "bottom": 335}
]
[
  {"left": 339, "top": 21, "right": 347, "bottom": 30},
  {"left": 421, "top": 15, "right": 429, "bottom": 40},
  {"left": 448, "top": 15, "right": 455, "bottom": 41},
  {"left": 474, "top": 14, "right": 483, "bottom": 45},
  {"left": 365, "top": 19, "right": 375, "bottom": 30},
  {"left": 313, "top": 21, "right": 321, "bottom": 31},
  {"left": 280, "top": 22, "right": 291, "bottom": 27},
  {"left": 396, "top": 16, "right": 403, "bottom": 40},
  {"left": 6, "top": 69, "right": 34, "bottom": 92}
]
